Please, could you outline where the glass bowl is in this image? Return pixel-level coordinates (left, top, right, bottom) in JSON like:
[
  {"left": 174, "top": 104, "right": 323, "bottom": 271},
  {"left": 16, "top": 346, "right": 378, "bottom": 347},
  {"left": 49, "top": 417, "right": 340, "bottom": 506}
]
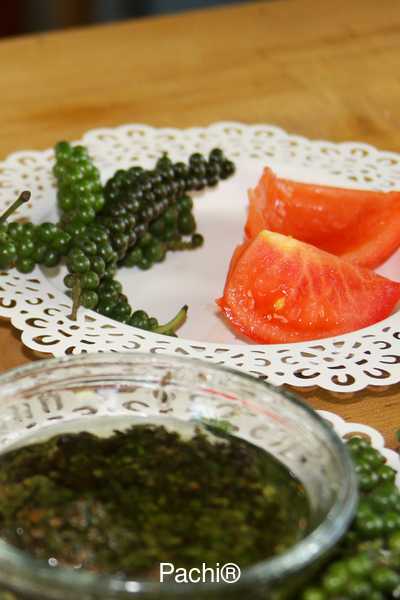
[{"left": 0, "top": 353, "right": 357, "bottom": 600}]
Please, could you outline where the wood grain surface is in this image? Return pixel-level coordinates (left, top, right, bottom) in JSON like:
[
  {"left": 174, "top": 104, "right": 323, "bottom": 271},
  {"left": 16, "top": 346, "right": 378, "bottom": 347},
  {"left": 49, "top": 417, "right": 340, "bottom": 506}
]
[{"left": 0, "top": 0, "right": 399, "bottom": 446}]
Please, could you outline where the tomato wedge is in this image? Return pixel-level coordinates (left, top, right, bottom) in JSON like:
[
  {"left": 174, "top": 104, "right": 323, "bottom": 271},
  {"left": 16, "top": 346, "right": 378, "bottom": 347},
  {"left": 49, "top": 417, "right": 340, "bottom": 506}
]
[
  {"left": 245, "top": 167, "right": 400, "bottom": 267},
  {"left": 216, "top": 231, "right": 400, "bottom": 344}
]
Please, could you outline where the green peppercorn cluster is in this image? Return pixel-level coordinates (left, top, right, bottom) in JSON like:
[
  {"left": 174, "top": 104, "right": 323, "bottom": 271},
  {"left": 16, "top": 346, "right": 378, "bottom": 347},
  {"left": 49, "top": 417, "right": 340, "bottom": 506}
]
[
  {"left": 0, "top": 142, "right": 235, "bottom": 335},
  {"left": 0, "top": 218, "right": 68, "bottom": 273},
  {"left": 301, "top": 436, "right": 400, "bottom": 600}
]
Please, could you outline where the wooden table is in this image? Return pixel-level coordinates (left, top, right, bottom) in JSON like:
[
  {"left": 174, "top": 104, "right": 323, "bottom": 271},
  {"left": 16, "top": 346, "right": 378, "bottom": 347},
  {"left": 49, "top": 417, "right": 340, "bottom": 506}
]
[{"left": 0, "top": 0, "right": 399, "bottom": 447}]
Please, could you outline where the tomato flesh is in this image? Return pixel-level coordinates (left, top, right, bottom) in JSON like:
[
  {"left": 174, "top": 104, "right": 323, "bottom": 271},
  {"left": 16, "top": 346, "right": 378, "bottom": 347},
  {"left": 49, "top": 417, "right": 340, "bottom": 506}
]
[
  {"left": 245, "top": 167, "right": 400, "bottom": 267},
  {"left": 216, "top": 231, "right": 400, "bottom": 344}
]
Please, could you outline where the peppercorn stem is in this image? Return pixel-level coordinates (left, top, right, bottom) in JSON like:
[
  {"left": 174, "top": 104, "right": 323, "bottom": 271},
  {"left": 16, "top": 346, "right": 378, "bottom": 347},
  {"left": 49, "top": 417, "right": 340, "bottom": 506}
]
[
  {"left": 152, "top": 305, "right": 188, "bottom": 334},
  {"left": 70, "top": 275, "right": 82, "bottom": 321},
  {"left": 0, "top": 191, "right": 31, "bottom": 227},
  {"left": 165, "top": 237, "right": 204, "bottom": 251}
]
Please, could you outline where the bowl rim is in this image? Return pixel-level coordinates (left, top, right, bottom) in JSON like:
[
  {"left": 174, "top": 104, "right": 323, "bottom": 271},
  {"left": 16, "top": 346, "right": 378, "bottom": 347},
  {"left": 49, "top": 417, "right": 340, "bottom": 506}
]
[{"left": 0, "top": 353, "right": 358, "bottom": 598}]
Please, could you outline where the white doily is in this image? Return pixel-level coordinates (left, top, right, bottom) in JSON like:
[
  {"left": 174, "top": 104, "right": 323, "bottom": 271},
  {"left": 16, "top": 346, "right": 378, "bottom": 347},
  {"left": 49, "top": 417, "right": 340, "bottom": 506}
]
[{"left": 1, "top": 121, "right": 400, "bottom": 393}]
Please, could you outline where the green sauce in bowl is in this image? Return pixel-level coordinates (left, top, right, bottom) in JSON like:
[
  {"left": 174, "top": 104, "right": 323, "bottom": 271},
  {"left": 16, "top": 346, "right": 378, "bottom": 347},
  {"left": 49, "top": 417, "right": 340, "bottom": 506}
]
[{"left": 0, "top": 421, "right": 309, "bottom": 579}]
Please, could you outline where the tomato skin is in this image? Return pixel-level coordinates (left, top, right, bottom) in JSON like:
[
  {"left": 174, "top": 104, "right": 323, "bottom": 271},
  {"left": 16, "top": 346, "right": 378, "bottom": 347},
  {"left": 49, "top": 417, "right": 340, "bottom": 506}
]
[
  {"left": 216, "top": 231, "right": 400, "bottom": 344},
  {"left": 245, "top": 167, "right": 400, "bottom": 268}
]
